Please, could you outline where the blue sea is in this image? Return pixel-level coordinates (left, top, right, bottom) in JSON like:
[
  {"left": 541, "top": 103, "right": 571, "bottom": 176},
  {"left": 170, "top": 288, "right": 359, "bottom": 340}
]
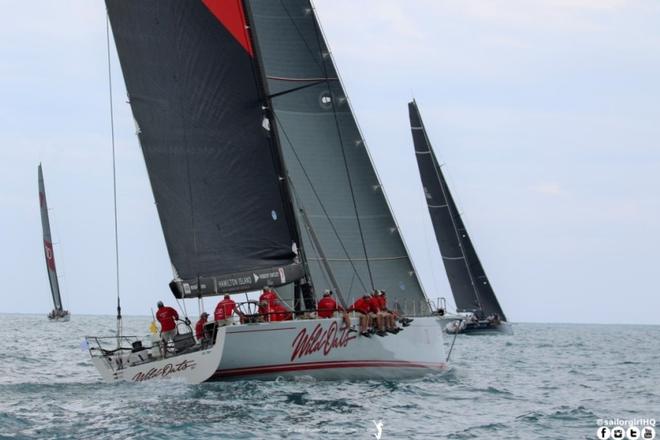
[{"left": 1, "top": 314, "right": 658, "bottom": 439}]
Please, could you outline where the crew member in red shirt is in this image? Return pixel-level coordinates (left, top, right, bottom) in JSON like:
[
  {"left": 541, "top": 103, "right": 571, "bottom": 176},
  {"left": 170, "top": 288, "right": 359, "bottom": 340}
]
[
  {"left": 348, "top": 294, "right": 372, "bottom": 336},
  {"left": 379, "top": 290, "right": 413, "bottom": 327},
  {"left": 376, "top": 291, "right": 401, "bottom": 333},
  {"left": 156, "top": 301, "right": 179, "bottom": 357},
  {"left": 267, "top": 300, "right": 293, "bottom": 322},
  {"left": 369, "top": 291, "right": 387, "bottom": 336},
  {"left": 214, "top": 294, "right": 241, "bottom": 325},
  {"left": 317, "top": 290, "right": 352, "bottom": 330},
  {"left": 258, "top": 287, "right": 278, "bottom": 315},
  {"left": 156, "top": 301, "right": 179, "bottom": 341},
  {"left": 195, "top": 312, "right": 209, "bottom": 341}
]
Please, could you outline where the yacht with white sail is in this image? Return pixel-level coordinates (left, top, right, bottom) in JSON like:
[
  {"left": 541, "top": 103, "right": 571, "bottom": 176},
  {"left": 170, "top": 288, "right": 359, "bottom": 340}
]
[{"left": 85, "top": 0, "right": 446, "bottom": 384}]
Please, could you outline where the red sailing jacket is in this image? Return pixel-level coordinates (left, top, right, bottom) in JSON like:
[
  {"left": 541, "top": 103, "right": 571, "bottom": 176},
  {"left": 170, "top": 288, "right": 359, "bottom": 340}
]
[
  {"left": 156, "top": 306, "right": 179, "bottom": 332},
  {"left": 268, "top": 302, "right": 292, "bottom": 322},
  {"left": 349, "top": 297, "right": 371, "bottom": 314},
  {"left": 214, "top": 298, "right": 237, "bottom": 321},
  {"left": 195, "top": 317, "right": 207, "bottom": 340},
  {"left": 258, "top": 289, "right": 278, "bottom": 314},
  {"left": 317, "top": 296, "right": 339, "bottom": 318},
  {"left": 369, "top": 295, "right": 382, "bottom": 313}
]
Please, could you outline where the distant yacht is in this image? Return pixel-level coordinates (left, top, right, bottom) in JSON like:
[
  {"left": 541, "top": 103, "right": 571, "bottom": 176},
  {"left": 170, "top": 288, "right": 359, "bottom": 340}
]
[
  {"left": 408, "top": 101, "right": 510, "bottom": 334},
  {"left": 38, "top": 164, "right": 70, "bottom": 322}
]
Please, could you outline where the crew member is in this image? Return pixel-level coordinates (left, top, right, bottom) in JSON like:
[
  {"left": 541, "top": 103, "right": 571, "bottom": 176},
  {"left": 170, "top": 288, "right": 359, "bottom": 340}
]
[
  {"left": 258, "top": 287, "right": 278, "bottom": 315},
  {"left": 268, "top": 299, "right": 293, "bottom": 322},
  {"left": 376, "top": 290, "right": 401, "bottom": 333},
  {"left": 156, "top": 300, "right": 179, "bottom": 342},
  {"left": 317, "top": 290, "right": 353, "bottom": 330},
  {"left": 195, "top": 312, "right": 209, "bottom": 341},
  {"left": 368, "top": 291, "right": 387, "bottom": 336},
  {"left": 348, "top": 294, "right": 372, "bottom": 337},
  {"left": 214, "top": 294, "right": 240, "bottom": 326},
  {"left": 156, "top": 301, "right": 179, "bottom": 357},
  {"left": 379, "top": 290, "right": 413, "bottom": 327}
]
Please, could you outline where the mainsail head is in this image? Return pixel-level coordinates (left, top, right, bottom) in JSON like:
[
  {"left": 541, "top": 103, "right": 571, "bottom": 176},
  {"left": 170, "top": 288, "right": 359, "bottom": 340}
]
[
  {"left": 408, "top": 101, "right": 507, "bottom": 321},
  {"left": 38, "top": 164, "right": 64, "bottom": 311}
]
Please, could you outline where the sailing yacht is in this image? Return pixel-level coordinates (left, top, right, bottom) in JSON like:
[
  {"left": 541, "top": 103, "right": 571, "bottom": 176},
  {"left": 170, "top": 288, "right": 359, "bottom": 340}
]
[
  {"left": 86, "top": 0, "right": 446, "bottom": 383},
  {"left": 408, "top": 101, "right": 511, "bottom": 335},
  {"left": 38, "top": 164, "right": 70, "bottom": 322}
]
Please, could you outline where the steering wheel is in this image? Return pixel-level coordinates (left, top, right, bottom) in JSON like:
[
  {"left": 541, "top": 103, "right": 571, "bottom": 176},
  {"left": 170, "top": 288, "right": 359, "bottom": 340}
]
[{"left": 237, "top": 300, "right": 260, "bottom": 323}]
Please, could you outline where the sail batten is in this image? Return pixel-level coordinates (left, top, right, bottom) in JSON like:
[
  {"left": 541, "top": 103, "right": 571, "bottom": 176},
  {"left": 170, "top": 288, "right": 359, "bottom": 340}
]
[
  {"left": 38, "top": 164, "right": 64, "bottom": 312},
  {"left": 409, "top": 101, "right": 507, "bottom": 321}
]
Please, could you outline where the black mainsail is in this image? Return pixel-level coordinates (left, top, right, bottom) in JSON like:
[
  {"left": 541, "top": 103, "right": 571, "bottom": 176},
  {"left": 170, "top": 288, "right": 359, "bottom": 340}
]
[
  {"left": 105, "top": 0, "right": 428, "bottom": 312},
  {"left": 38, "top": 164, "right": 65, "bottom": 314},
  {"left": 408, "top": 101, "right": 507, "bottom": 321},
  {"left": 106, "top": 0, "right": 304, "bottom": 297}
]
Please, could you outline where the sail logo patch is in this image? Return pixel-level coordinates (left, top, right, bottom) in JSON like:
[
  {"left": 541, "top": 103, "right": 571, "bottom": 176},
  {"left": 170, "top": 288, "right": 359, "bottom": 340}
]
[{"left": 44, "top": 240, "right": 56, "bottom": 271}]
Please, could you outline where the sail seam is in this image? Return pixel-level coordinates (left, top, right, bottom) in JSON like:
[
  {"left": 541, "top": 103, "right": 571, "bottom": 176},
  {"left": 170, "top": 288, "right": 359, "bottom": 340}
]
[
  {"left": 267, "top": 75, "right": 338, "bottom": 82},
  {"left": 308, "top": 256, "right": 408, "bottom": 262}
]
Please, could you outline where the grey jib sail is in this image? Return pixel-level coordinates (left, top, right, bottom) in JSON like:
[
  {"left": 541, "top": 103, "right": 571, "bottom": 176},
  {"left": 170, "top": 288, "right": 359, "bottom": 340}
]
[
  {"left": 38, "top": 164, "right": 63, "bottom": 311},
  {"left": 105, "top": 0, "right": 304, "bottom": 297},
  {"left": 408, "top": 101, "right": 507, "bottom": 321},
  {"left": 245, "top": 0, "right": 429, "bottom": 311}
]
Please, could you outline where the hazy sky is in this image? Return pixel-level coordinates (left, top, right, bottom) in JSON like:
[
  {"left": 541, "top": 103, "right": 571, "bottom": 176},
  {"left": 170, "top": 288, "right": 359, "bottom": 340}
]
[{"left": 1, "top": 0, "right": 658, "bottom": 324}]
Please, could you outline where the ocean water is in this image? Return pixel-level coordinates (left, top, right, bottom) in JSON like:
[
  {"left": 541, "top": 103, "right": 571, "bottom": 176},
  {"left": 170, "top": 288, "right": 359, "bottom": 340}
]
[{"left": 0, "top": 314, "right": 658, "bottom": 439}]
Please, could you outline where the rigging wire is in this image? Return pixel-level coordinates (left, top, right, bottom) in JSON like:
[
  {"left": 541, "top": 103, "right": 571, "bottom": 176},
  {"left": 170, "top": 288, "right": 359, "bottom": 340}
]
[
  {"left": 445, "top": 328, "right": 459, "bottom": 363},
  {"left": 272, "top": 112, "right": 368, "bottom": 293},
  {"left": 277, "top": 0, "right": 375, "bottom": 291},
  {"left": 106, "top": 14, "right": 122, "bottom": 343},
  {"left": 305, "top": 2, "right": 375, "bottom": 291}
]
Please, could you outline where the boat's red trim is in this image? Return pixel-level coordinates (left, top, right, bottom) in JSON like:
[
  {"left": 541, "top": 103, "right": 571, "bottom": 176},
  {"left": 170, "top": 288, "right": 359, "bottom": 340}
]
[
  {"left": 211, "top": 360, "right": 447, "bottom": 378},
  {"left": 226, "top": 327, "right": 297, "bottom": 334}
]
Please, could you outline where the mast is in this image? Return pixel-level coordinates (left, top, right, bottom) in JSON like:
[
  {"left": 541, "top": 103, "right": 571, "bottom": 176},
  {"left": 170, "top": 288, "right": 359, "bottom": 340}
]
[
  {"left": 38, "top": 164, "right": 64, "bottom": 312},
  {"left": 241, "top": 0, "right": 316, "bottom": 298}
]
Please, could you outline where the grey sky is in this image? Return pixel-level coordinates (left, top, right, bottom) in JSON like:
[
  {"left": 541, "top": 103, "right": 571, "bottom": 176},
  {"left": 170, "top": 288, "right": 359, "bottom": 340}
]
[{"left": 1, "top": 1, "right": 658, "bottom": 324}]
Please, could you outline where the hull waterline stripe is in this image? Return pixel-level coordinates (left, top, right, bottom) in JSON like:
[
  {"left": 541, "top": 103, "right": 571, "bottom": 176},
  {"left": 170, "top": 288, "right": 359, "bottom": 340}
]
[{"left": 211, "top": 360, "right": 447, "bottom": 378}]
